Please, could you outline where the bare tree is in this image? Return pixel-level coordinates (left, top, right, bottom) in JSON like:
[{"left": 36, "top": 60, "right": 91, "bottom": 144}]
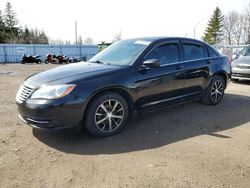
[
  {"left": 49, "top": 39, "right": 66, "bottom": 45},
  {"left": 84, "top": 37, "right": 94, "bottom": 45},
  {"left": 223, "top": 11, "right": 237, "bottom": 45},
  {"left": 242, "top": 3, "right": 250, "bottom": 44},
  {"left": 77, "top": 36, "right": 83, "bottom": 45},
  {"left": 112, "top": 31, "right": 122, "bottom": 42},
  {"left": 231, "top": 11, "right": 244, "bottom": 45}
]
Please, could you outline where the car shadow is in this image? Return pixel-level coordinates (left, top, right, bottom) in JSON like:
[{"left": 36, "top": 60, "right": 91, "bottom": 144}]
[
  {"left": 232, "top": 80, "right": 250, "bottom": 85},
  {"left": 33, "top": 93, "right": 250, "bottom": 155}
]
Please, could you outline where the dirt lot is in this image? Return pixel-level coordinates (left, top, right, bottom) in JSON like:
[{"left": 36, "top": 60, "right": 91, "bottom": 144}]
[{"left": 0, "top": 64, "right": 250, "bottom": 188}]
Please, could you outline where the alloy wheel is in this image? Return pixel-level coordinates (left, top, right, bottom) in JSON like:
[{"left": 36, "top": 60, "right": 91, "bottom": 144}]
[
  {"left": 211, "top": 80, "right": 224, "bottom": 103},
  {"left": 94, "top": 99, "right": 124, "bottom": 133}
]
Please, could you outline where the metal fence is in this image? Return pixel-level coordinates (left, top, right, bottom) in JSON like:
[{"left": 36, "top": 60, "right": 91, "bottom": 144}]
[
  {"left": 215, "top": 44, "right": 249, "bottom": 56},
  {"left": 0, "top": 44, "right": 98, "bottom": 63}
]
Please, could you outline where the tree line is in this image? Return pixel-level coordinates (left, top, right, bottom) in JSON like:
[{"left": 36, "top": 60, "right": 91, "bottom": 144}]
[
  {"left": 0, "top": 2, "right": 49, "bottom": 44},
  {"left": 203, "top": 3, "right": 250, "bottom": 45}
]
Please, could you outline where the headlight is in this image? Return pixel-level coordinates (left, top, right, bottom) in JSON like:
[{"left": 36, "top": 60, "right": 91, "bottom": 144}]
[{"left": 31, "top": 84, "right": 76, "bottom": 99}]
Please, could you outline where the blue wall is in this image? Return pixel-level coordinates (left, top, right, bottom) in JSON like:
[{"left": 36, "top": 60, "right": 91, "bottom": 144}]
[{"left": 0, "top": 44, "right": 98, "bottom": 63}]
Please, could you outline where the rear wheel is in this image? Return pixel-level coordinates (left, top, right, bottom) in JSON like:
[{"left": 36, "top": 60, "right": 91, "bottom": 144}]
[
  {"left": 84, "top": 92, "right": 129, "bottom": 137},
  {"left": 37, "top": 60, "right": 42, "bottom": 64},
  {"left": 202, "top": 76, "right": 225, "bottom": 105}
]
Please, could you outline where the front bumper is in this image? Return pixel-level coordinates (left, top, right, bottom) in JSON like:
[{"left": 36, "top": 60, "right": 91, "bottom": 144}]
[
  {"left": 232, "top": 67, "right": 250, "bottom": 80},
  {"left": 16, "top": 97, "right": 87, "bottom": 130}
]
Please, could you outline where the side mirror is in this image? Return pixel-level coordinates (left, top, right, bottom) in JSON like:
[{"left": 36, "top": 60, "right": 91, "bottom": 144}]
[
  {"left": 141, "top": 59, "right": 160, "bottom": 69},
  {"left": 231, "top": 54, "right": 238, "bottom": 61}
]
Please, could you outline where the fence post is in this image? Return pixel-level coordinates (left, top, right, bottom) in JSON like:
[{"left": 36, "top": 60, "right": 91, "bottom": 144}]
[
  {"left": 3, "top": 45, "right": 7, "bottom": 63},
  {"left": 59, "top": 46, "right": 62, "bottom": 54},
  {"left": 79, "top": 45, "right": 82, "bottom": 57}
]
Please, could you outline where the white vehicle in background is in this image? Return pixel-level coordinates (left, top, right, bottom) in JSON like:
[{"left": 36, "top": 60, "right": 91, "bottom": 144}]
[{"left": 231, "top": 45, "right": 250, "bottom": 81}]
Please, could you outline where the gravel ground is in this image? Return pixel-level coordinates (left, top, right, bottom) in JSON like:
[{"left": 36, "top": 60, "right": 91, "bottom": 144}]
[{"left": 0, "top": 64, "right": 250, "bottom": 188}]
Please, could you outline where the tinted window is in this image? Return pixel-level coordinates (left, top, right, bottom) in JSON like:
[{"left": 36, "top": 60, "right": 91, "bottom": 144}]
[
  {"left": 243, "top": 47, "right": 250, "bottom": 56},
  {"left": 183, "top": 44, "right": 205, "bottom": 61},
  {"left": 145, "top": 44, "right": 179, "bottom": 65},
  {"left": 208, "top": 47, "right": 219, "bottom": 57}
]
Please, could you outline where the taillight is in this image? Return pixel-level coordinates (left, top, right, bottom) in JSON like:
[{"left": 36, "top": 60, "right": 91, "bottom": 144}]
[{"left": 227, "top": 56, "right": 232, "bottom": 64}]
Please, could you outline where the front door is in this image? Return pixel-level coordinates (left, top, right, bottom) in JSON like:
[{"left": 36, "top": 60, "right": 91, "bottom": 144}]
[{"left": 135, "top": 41, "right": 186, "bottom": 110}]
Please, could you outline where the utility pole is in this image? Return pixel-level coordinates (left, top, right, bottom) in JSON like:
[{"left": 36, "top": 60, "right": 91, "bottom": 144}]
[{"left": 75, "top": 21, "right": 78, "bottom": 45}]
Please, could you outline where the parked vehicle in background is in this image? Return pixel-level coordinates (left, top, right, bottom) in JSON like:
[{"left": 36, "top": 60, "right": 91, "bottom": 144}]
[
  {"left": 69, "top": 56, "right": 87, "bottom": 63},
  {"left": 45, "top": 53, "right": 57, "bottom": 64},
  {"left": 231, "top": 46, "right": 250, "bottom": 81},
  {"left": 16, "top": 37, "right": 231, "bottom": 137},
  {"left": 45, "top": 53, "right": 70, "bottom": 64},
  {"left": 20, "top": 54, "right": 42, "bottom": 64},
  {"left": 97, "top": 42, "right": 112, "bottom": 52},
  {"left": 56, "top": 55, "right": 70, "bottom": 64}
]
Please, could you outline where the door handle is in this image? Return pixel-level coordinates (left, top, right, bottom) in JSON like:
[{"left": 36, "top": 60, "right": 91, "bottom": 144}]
[
  {"left": 208, "top": 59, "right": 213, "bottom": 64},
  {"left": 176, "top": 65, "right": 184, "bottom": 70}
]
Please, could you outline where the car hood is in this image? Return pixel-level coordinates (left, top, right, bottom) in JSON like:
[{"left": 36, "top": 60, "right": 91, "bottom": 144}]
[
  {"left": 25, "top": 62, "right": 121, "bottom": 88},
  {"left": 234, "top": 56, "right": 250, "bottom": 65}
]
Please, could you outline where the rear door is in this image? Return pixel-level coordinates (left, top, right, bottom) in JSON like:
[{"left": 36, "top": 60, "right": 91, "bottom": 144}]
[{"left": 178, "top": 40, "right": 210, "bottom": 96}]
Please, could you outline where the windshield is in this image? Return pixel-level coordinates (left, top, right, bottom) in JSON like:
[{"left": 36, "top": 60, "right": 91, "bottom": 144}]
[
  {"left": 89, "top": 39, "right": 151, "bottom": 66},
  {"left": 239, "top": 46, "right": 250, "bottom": 56}
]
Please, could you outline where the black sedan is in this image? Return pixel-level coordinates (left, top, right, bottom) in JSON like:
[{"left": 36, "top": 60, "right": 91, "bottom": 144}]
[{"left": 16, "top": 37, "right": 231, "bottom": 137}]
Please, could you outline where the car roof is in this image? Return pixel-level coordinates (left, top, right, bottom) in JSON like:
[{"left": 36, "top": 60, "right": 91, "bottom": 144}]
[{"left": 127, "top": 37, "right": 207, "bottom": 45}]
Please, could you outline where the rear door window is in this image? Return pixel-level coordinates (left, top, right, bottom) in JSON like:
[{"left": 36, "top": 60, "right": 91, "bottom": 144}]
[
  {"left": 183, "top": 44, "right": 206, "bottom": 61},
  {"left": 208, "top": 47, "right": 219, "bottom": 57}
]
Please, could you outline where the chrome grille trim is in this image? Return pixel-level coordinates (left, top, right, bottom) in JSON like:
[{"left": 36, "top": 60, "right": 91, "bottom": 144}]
[
  {"left": 235, "top": 64, "right": 250, "bottom": 69},
  {"left": 16, "top": 82, "right": 35, "bottom": 103}
]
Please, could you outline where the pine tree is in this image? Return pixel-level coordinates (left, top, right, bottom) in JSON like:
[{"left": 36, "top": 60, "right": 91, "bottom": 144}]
[
  {"left": 4, "top": 2, "right": 18, "bottom": 31},
  {"left": 203, "top": 7, "right": 224, "bottom": 45},
  {"left": 0, "top": 10, "right": 6, "bottom": 43},
  {"left": 3, "top": 2, "right": 20, "bottom": 43}
]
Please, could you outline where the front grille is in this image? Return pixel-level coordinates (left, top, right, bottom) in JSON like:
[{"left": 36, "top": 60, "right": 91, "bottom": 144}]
[
  {"left": 235, "top": 64, "right": 250, "bottom": 69},
  {"left": 16, "top": 83, "right": 34, "bottom": 103},
  {"left": 232, "top": 73, "right": 250, "bottom": 78}
]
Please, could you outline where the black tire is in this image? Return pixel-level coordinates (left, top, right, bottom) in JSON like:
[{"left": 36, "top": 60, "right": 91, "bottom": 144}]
[
  {"left": 202, "top": 75, "right": 225, "bottom": 105},
  {"left": 37, "top": 60, "right": 42, "bottom": 64},
  {"left": 45, "top": 60, "right": 49, "bottom": 64},
  {"left": 84, "top": 92, "right": 129, "bottom": 137},
  {"left": 21, "top": 60, "right": 25, "bottom": 64}
]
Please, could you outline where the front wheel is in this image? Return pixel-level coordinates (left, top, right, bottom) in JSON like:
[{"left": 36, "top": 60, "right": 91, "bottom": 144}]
[
  {"left": 84, "top": 92, "right": 129, "bottom": 137},
  {"left": 202, "top": 76, "right": 225, "bottom": 105}
]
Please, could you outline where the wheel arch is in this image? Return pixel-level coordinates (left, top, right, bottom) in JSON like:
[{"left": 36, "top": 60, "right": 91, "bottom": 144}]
[
  {"left": 82, "top": 86, "right": 135, "bottom": 125},
  {"left": 213, "top": 71, "right": 228, "bottom": 87}
]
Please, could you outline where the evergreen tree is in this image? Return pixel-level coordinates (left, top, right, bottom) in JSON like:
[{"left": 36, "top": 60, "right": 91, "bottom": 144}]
[
  {"left": 203, "top": 7, "right": 224, "bottom": 45},
  {"left": 0, "top": 2, "right": 50, "bottom": 44},
  {"left": 3, "top": 2, "right": 20, "bottom": 43},
  {"left": 38, "top": 30, "right": 49, "bottom": 44},
  {"left": 4, "top": 2, "right": 18, "bottom": 31},
  {"left": 0, "top": 10, "right": 6, "bottom": 43},
  {"left": 19, "top": 26, "right": 31, "bottom": 44}
]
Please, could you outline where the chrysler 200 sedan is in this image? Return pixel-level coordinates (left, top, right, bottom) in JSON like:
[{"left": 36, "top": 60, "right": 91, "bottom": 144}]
[{"left": 16, "top": 37, "right": 231, "bottom": 137}]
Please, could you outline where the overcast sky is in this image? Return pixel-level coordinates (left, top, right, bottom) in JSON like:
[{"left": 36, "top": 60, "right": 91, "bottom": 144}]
[{"left": 0, "top": 0, "right": 249, "bottom": 43}]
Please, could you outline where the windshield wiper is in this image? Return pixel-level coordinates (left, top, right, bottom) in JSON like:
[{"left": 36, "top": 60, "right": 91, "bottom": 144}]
[{"left": 89, "top": 60, "right": 105, "bottom": 64}]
